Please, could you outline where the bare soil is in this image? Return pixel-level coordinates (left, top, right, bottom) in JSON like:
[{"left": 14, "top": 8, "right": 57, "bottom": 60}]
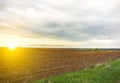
[{"left": 0, "top": 48, "right": 120, "bottom": 83}]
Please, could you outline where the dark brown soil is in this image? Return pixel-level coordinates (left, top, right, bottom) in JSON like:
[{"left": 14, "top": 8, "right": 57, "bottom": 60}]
[{"left": 0, "top": 48, "right": 120, "bottom": 83}]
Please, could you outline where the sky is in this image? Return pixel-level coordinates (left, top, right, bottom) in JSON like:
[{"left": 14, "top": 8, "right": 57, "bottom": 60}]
[{"left": 0, "top": 0, "right": 120, "bottom": 48}]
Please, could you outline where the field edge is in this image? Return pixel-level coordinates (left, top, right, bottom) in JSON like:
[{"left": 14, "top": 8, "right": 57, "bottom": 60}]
[{"left": 34, "top": 58, "right": 120, "bottom": 83}]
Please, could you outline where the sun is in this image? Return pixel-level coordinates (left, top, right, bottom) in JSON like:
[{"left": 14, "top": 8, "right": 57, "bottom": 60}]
[{"left": 7, "top": 42, "right": 18, "bottom": 50}]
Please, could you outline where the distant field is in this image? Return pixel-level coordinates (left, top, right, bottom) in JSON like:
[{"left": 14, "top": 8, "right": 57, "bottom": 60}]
[
  {"left": 35, "top": 58, "right": 120, "bottom": 83},
  {"left": 0, "top": 48, "right": 120, "bottom": 83}
]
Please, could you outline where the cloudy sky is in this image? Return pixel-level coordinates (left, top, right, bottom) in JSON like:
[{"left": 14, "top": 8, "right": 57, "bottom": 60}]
[{"left": 0, "top": 0, "right": 120, "bottom": 48}]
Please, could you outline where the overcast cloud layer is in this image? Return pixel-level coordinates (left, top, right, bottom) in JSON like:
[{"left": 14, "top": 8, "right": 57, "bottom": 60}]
[{"left": 0, "top": 0, "right": 120, "bottom": 48}]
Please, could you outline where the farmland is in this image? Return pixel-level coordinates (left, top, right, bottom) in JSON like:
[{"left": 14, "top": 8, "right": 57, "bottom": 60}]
[
  {"left": 0, "top": 48, "right": 120, "bottom": 83},
  {"left": 35, "top": 58, "right": 120, "bottom": 83}
]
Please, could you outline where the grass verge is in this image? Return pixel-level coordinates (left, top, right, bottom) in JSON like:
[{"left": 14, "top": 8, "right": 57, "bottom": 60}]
[{"left": 34, "top": 58, "right": 120, "bottom": 83}]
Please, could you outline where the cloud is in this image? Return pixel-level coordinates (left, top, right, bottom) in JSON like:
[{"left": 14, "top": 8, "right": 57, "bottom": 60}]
[{"left": 0, "top": 0, "right": 120, "bottom": 47}]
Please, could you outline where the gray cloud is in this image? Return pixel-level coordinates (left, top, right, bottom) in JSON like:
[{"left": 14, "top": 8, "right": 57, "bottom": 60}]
[
  {"left": 0, "top": 0, "right": 7, "bottom": 10},
  {"left": 0, "top": 0, "right": 120, "bottom": 47}
]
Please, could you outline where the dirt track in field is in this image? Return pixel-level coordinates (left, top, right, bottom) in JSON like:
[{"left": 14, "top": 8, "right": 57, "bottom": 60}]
[{"left": 0, "top": 48, "right": 120, "bottom": 83}]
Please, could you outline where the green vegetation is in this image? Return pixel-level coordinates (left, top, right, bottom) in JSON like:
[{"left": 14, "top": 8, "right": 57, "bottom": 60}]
[
  {"left": 94, "top": 48, "right": 100, "bottom": 51},
  {"left": 34, "top": 58, "right": 120, "bottom": 83},
  {"left": 89, "top": 48, "right": 100, "bottom": 51}
]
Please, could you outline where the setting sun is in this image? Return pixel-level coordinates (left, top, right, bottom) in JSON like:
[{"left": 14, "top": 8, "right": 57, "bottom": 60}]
[{"left": 6, "top": 42, "right": 18, "bottom": 50}]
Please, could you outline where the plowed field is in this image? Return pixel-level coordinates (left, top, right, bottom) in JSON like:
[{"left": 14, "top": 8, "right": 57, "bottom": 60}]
[{"left": 0, "top": 48, "right": 120, "bottom": 83}]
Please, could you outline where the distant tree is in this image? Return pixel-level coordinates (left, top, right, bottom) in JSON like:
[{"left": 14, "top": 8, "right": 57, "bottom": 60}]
[
  {"left": 89, "top": 48, "right": 99, "bottom": 51},
  {"left": 94, "top": 48, "right": 99, "bottom": 51}
]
